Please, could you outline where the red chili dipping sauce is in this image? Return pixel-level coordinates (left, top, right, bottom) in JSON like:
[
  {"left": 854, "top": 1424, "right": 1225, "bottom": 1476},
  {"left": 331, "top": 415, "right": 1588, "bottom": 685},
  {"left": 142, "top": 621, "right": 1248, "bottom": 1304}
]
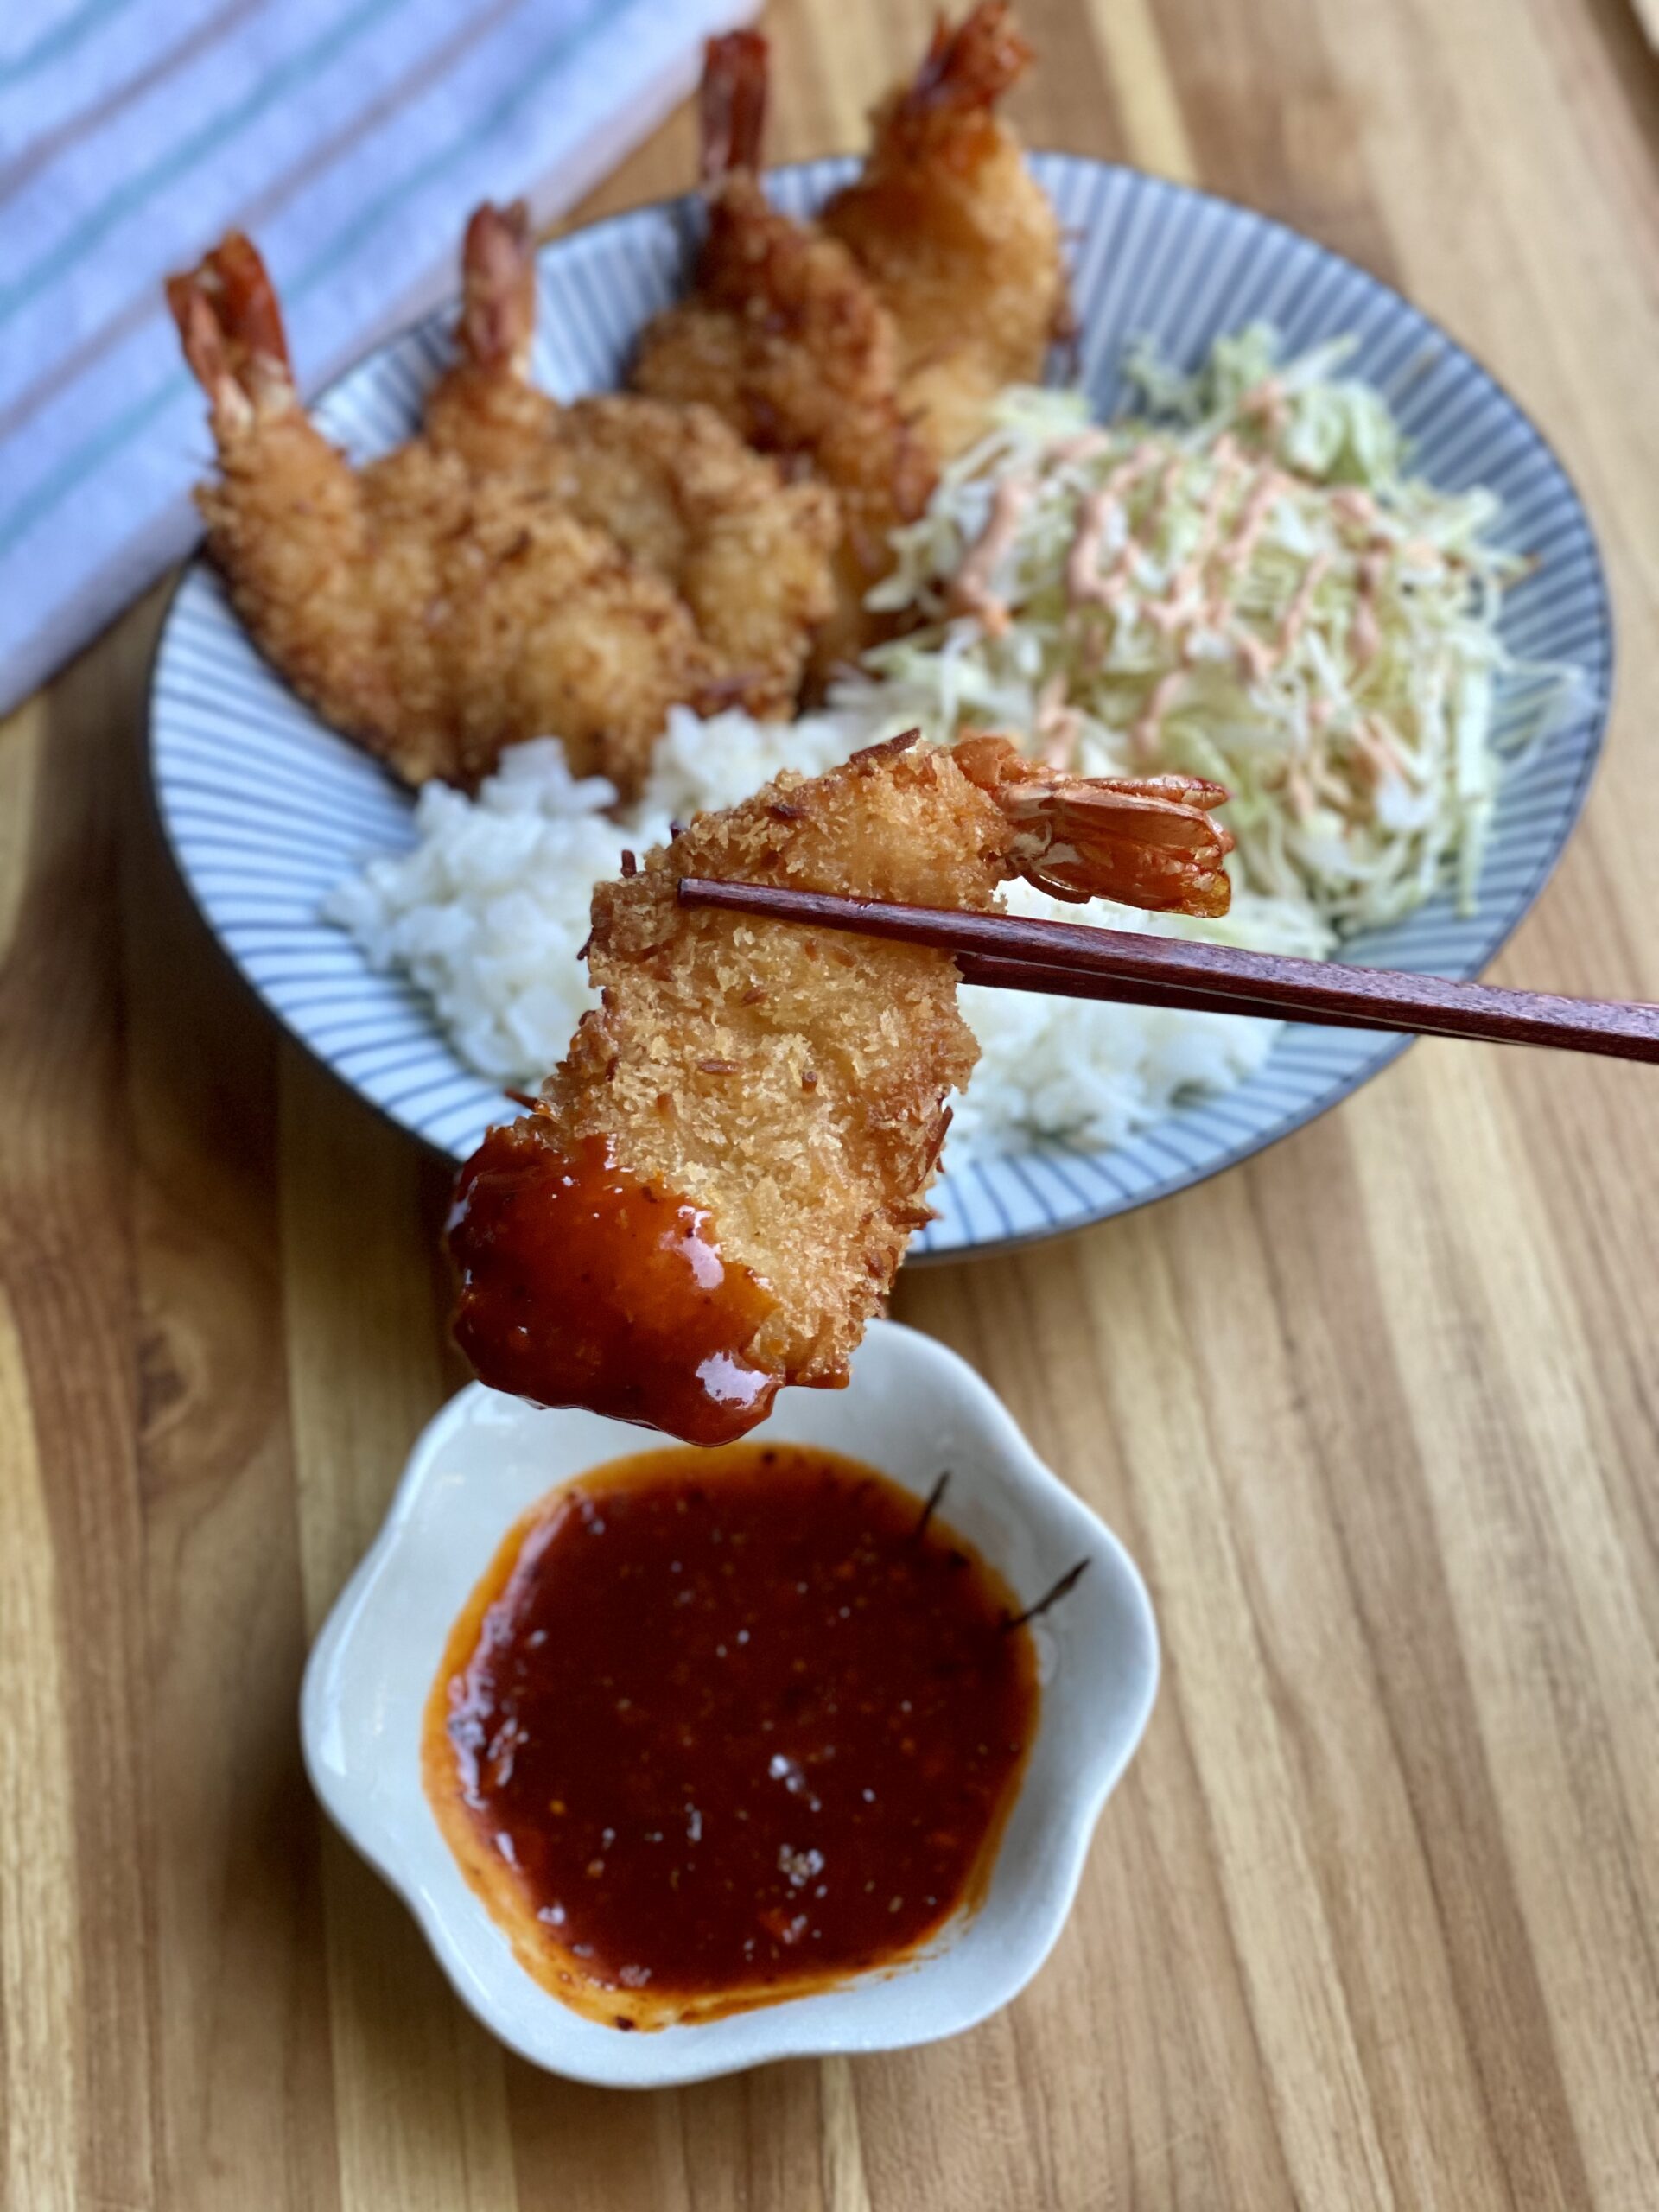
[
  {"left": 448, "top": 1122, "right": 785, "bottom": 1447},
  {"left": 423, "top": 1444, "right": 1040, "bottom": 2030}
]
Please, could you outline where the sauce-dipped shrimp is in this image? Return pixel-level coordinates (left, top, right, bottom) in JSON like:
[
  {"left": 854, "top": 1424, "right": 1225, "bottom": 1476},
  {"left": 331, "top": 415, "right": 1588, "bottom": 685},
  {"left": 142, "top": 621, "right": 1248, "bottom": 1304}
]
[
  {"left": 448, "top": 731, "right": 1232, "bottom": 1444},
  {"left": 632, "top": 32, "right": 934, "bottom": 670},
  {"left": 168, "top": 234, "right": 718, "bottom": 792},
  {"left": 823, "top": 1, "right": 1069, "bottom": 461},
  {"left": 424, "top": 202, "right": 839, "bottom": 720}
]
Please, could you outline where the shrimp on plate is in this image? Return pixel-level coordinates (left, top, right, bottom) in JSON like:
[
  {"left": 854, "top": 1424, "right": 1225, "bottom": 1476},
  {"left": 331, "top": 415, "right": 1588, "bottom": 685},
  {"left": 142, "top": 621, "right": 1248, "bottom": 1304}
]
[
  {"left": 633, "top": 7, "right": 1066, "bottom": 661},
  {"left": 423, "top": 201, "right": 839, "bottom": 719},
  {"left": 168, "top": 219, "right": 838, "bottom": 791},
  {"left": 168, "top": 234, "right": 725, "bottom": 792},
  {"left": 447, "top": 730, "right": 1232, "bottom": 1446},
  {"left": 632, "top": 30, "right": 935, "bottom": 671},
  {"left": 821, "top": 0, "right": 1070, "bottom": 461}
]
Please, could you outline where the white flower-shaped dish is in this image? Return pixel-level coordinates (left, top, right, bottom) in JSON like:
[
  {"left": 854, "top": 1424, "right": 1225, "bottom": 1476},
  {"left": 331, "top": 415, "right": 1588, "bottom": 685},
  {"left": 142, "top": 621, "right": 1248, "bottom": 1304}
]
[{"left": 301, "top": 1319, "right": 1158, "bottom": 2088}]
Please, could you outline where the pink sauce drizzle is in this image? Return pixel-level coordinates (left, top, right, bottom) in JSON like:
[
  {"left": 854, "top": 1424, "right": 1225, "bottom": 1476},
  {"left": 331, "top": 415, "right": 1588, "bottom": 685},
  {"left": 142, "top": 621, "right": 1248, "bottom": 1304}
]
[
  {"left": 1239, "top": 376, "right": 1288, "bottom": 437},
  {"left": 1145, "top": 436, "right": 1243, "bottom": 637},
  {"left": 1046, "top": 429, "right": 1114, "bottom": 470},
  {"left": 1130, "top": 663, "right": 1191, "bottom": 763},
  {"left": 1035, "top": 424, "right": 1391, "bottom": 770},
  {"left": 1034, "top": 672, "right": 1082, "bottom": 766},
  {"left": 1065, "top": 448, "right": 1157, "bottom": 613},
  {"left": 1210, "top": 466, "right": 1284, "bottom": 598},
  {"left": 1274, "top": 550, "right": 1330, "bottom": 662},
  {"left": 1351, "top": 717, "right": 1408, "bottom": 785},
  {"left": 1331, "top": 487, "right": 1377, "bottom": 531},
  {"left": 950, "top": 475, "right": 1033, "bottom": 634},
  {"left": 1348, "top": 547, "right": 1390, "bottom": 671},
  {"left": 1145, "top": 449, "right": 1185, "bottom": 539}
]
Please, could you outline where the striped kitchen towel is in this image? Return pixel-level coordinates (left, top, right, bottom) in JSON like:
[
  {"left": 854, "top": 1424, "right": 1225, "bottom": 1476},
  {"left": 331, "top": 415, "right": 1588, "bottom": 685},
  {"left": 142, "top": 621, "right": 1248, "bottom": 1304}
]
[{"left": 0, "top": 0, "right": 755, "bottom": 714}]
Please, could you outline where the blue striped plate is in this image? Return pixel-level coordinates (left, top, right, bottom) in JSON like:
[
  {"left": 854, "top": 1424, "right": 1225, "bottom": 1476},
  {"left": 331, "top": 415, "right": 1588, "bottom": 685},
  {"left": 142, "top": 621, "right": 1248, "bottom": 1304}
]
[{"left": 149, "top": 156, "right": 1613, "bottom": 1261}]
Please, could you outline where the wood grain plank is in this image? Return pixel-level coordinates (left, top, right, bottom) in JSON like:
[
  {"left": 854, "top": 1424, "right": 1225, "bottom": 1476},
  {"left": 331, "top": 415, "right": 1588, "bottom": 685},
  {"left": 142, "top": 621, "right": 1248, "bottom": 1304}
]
[
  {"left": 818, "top": 2056, "right": 874, "bottom": 2212},
  {"left": 1, "top": 613, "right": 158, "bottom": 2212},
  {"left": 1079, "top": 0, "right": 1198, "bottom": 180},
  {"left": 3, "top": 0, "right": 1658, "bottom": 2206},
  {"left": 1145, "top": 0, "right": 1402, "bottom": 272},
  {"left": 119, "top": 622, "right": 342, "bottom": 2212},
  {"left": 280, "top": 1047, "right": 512, "bottom": 2212},
  {"left": 0, "top": 1291, "right": 81, "bottom": 2212},
  {"left": 1351, "top": 1053, "right": 1659, "bottom": 2211},
  {"left": 1073, "top": 1217, "right": 1400, "bottom": 2210},
  {"left": 0, "top": 698, "right": 40, "bottom": 967},
  {"left": 1243, "top": 1103, "right": 1600, "bottom": 2212},
  {"left": 897, "top": 1254, "right": 1301, "bottom": 2209}
]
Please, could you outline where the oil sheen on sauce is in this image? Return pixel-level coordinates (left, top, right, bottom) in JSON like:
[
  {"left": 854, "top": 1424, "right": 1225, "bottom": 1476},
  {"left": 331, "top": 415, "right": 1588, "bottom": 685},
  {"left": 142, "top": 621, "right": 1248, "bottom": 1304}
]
[
  {"left": 448, "top": 1121, "right": 783, "bottom": 1446},
  {"left": 423, "top": 1444, "right": 1041, "bottom": 2030}
]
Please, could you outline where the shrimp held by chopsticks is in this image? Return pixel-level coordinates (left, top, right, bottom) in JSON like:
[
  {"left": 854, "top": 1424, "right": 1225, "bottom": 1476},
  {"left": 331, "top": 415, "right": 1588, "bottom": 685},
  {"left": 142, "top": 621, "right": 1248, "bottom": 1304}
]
[
  {"left": 168, "top": 220, "right": 837, "bottom": 791},
  {"left": 448, "top": 732, "right": 1231, "bottom": 1446}
]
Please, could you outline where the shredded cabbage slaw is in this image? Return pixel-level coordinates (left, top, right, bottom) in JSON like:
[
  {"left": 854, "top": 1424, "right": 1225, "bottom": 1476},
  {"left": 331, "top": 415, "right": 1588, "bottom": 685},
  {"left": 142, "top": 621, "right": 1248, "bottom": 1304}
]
[{"left": 846, "top": 325, "right": 1579, "bottom": 935}]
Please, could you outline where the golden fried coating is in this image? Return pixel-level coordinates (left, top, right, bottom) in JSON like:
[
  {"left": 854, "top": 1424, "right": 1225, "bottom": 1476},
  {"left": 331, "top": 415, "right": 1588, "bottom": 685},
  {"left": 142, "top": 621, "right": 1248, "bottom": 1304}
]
[
  {"left": 448, "top": 733, "right": 1235, "bottom": 1441},
  {"left": 822, "top": 2, "right": 1068, "bottom": 460},
  {"left": 169, "top": 232, "right": 715, "bottom": 791},
  {"left": 632, "top": 36, "right": 934, "bottom": 671},
  {"left": 547, "top": 735, "right": 1006, "bottom": 1385},
  {"left": 425, "top": 203, "right": 839, "bottom": 717},
  {"left": 633, "top": 10, "right": 1065, "bottom": 665}
]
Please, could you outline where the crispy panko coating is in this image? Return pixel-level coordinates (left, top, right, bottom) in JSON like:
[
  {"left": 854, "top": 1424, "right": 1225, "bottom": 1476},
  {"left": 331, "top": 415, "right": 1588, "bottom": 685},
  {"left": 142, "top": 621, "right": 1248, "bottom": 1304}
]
[
  {"left": 168, "top": 240, "right": 713, "bottom": 794},
  {"left": 822, "top": 2, "right": 1069, "bottom": 461},
  {"left": 168, "top": 234, "right": 715, "bottom": 792},
  {"left": 632, "top": 34, "right": 935, "bottom": 672},
  {"left": 168, "top": 215, "right": 838, "bottom": 793},
  {"left": 424, "top": 203, "right": 839, "bottom": 718},
  {"left": 448, "top": 733, "right": 1234, "bottom": 1443},
  {"left": 547, "top": 736, "right": 1004, "bottom": 1382},
  {"left": 632, "top": 10, "right": 1066, "bottom": 664}
]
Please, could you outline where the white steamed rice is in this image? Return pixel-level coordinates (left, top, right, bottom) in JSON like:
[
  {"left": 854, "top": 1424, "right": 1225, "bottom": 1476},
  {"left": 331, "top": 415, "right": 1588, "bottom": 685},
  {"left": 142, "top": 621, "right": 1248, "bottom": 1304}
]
[{"left": 325, "top": 705, "right": 1327, "bottom": 1166}]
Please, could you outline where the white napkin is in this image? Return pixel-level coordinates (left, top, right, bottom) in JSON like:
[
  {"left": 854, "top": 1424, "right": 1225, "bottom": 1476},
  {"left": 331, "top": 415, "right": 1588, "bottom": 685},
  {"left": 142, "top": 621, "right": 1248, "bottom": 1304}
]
[{"left": 0, "top": 0, "right": 754, "bottom": 712}]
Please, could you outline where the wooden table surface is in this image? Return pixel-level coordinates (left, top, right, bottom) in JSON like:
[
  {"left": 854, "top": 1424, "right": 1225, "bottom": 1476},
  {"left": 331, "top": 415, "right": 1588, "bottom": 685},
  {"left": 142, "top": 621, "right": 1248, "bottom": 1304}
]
[{"left": 3, "top": 2, "right": 1657, "bottom": 2206}]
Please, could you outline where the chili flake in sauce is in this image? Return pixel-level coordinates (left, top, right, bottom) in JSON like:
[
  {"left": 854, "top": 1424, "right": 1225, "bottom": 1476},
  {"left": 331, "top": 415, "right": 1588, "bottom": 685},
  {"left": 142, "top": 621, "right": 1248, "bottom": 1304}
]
[{"left": 423, "top": 1444, "right": 1039, "bottom": 2030}]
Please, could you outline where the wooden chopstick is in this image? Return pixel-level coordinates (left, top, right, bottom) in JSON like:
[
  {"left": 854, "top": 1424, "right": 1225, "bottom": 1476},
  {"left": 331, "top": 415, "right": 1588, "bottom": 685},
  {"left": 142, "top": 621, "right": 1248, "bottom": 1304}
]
[
  {"left": 950, "top": 952, "right": 1412, "bottom": 1036},
  {"left": 676, "top": 879, "right": 1659, "bottom": 1065}
]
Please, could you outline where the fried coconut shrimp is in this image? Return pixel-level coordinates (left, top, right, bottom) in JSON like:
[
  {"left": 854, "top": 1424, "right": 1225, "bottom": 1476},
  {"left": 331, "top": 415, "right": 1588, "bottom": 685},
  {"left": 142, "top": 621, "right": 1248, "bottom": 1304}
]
[
  {"left": 822, "top": 1, "right": 1070, "bottom": 460},
  {"left": 448, "top": 732, "right": 1232, "bottom": 1446},
  {"left": 632, "top": 31, "right": 935, "bottom": 668},
  {"left": 423, "top": 202, "right": 838, "bottom": 718}
]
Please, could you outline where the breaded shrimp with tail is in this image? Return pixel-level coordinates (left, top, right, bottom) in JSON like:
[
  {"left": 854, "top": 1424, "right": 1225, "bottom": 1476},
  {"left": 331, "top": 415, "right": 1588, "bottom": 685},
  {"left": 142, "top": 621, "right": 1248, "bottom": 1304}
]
[
  {"left": 448, "top": 733, "right": 1232, "bottom": 1446},
  {"left": 632, "top": 32, "right": 935, "bottom": 669},
  {"left": 424, "top": 201, "right": 838, "bottom": 719},
  {"left": 822, "top": 1, "right": 1070, "bottom": 460},
  {"left": 168, "top": 234, "right": 717, "bottom": 793}
]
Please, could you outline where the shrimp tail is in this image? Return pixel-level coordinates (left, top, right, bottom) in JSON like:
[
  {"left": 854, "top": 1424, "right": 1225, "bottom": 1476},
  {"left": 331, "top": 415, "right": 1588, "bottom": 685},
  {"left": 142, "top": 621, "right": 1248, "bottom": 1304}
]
[
  {"left": 902, "top": 1, "right": 1033, "bottom": 121},
  {"left": 700, "top": 29, "right": 768, "bottom": 183},
  {"left": 458, "top": 200, "right": 536, "bottom": 378},
  {"left": 954, "top": 734, "right": 1236, "bottom": 917},
  {"left": 166, "top": 232, "right": 294, "bottom": 437},
  {"left": 1013, "top": 781, "right": 1235, "bottom": 915}
]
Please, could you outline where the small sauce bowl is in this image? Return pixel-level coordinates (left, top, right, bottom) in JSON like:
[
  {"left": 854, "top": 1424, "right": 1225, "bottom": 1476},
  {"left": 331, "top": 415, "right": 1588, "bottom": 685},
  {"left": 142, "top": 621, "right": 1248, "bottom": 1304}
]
[{"left": 301, "top": 1319, "right": 1159, "bottom": 2088}]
